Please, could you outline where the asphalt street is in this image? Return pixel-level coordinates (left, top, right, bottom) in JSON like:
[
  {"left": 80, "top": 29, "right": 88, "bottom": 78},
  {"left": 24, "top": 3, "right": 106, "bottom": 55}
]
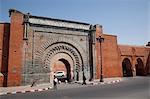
[{"left": 0, "top": 77, "right": 149, "bottom": 99}]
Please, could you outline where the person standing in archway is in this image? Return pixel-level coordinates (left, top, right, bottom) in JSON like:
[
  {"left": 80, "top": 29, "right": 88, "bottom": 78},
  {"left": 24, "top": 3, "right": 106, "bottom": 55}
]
[{"left": 82, "top": 75, "right": 87, "bottom": 85}]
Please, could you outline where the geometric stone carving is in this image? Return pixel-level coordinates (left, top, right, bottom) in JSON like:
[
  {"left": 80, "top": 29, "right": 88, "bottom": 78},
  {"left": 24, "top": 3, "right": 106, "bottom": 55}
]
[{"left": 41, "top": 43, "right": 82, "bottom": 72}]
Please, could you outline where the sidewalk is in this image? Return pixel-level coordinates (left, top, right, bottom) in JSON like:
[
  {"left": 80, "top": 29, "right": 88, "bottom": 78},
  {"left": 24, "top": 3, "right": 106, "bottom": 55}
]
[
  {"left": 0, "top": 83, "right": 53, "bottom": 95},
  {"left": 0, "top": 77, "right": 122, "bottom": 95}
]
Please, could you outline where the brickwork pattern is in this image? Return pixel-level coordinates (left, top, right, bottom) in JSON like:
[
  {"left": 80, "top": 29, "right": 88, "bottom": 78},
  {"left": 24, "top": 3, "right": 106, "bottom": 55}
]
[
  {"left": 0, "top": 23, "right": 10, "bottom": 86},
  {"left": 7, "top": 10, "right": 24, "bottom": 86}
]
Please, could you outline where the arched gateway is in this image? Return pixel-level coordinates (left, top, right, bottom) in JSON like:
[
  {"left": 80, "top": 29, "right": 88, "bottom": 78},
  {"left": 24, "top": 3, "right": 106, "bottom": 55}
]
[
  {"left": 20, "top": 14, "right": 91, "bottom": 86},
  {"left": 135, "top": 58, "right": 145, "bottom": 76},
  {"left": 122, "top": 58, "right": 133, "bottom": 77},
  {"left": 22, "top": 37, "right": 88, "bottom": 85},
  {"left": 41, "top": 42, "right": 84, "bottom": 82}
]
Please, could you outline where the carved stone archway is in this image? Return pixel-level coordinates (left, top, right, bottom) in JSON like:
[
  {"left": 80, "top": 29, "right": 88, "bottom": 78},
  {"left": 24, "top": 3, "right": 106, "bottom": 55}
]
[
  {"left": 50, "top": 52, "right": 74, "bottom": 82},
  {"left": 35, "top": 42, "right": 84, "bottom": 83}
]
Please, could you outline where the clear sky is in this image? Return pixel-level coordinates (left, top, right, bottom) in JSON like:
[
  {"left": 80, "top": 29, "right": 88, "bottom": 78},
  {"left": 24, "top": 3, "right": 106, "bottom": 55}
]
[{"left": 0, "top": 0, "right": 149, "bottom": 46}]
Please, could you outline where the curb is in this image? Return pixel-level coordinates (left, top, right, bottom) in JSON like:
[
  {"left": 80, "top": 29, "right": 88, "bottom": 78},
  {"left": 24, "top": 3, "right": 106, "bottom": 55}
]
[
  {"left": 94, "top": 79, "right": 121, "bottom": 85},
  {"left": 0, "top": 87, "right": 52, "bottom": 95},
  {"left": 100, "top": 79, "right": 121, "bottom": 85},
  {"left": 75, "top": 79, "right": 121, "bottom": 85}
]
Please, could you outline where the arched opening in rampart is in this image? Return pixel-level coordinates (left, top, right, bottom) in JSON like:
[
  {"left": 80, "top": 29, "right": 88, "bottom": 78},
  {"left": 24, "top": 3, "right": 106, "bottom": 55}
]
[
  {"left": 135, "top": 58, "right": 145, "bottom": 76},
  {"left": 122, "top": 58, "right": 133, "bottom": 77}
]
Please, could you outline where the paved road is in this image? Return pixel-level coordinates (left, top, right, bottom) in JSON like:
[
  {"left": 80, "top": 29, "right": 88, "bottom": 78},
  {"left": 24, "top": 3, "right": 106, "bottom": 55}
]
[{"left": 0, "top": 77, "right": 149, "bottom": 99}]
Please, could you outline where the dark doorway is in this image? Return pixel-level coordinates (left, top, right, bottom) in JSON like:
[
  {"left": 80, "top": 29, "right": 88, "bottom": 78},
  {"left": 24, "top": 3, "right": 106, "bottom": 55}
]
[
  {"left": 122, "top": 58, "right": 133, "bottom": 77},
  {"left": 136, "top": 58, "right": 145, "bottom": 76},
  {"left": 59, "top": 58, "right": 71, "bottom": 82}
]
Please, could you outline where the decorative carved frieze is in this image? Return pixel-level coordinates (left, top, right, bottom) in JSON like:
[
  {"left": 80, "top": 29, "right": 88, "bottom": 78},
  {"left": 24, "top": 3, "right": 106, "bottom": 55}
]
[{"left": 29, "top": 18, "right": 90, "bottom": 30}]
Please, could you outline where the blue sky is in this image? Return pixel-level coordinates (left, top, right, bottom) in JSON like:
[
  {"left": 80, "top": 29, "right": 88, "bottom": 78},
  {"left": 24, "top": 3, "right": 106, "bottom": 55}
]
[{"left": 0, "top": 0, "right": 149, "bottom": 45}]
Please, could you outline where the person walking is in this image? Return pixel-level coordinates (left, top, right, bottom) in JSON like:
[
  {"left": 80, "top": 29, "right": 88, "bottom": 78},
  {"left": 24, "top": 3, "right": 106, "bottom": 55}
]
[{"left": 53, "top": 75, "right": 58, "bottom": 90}]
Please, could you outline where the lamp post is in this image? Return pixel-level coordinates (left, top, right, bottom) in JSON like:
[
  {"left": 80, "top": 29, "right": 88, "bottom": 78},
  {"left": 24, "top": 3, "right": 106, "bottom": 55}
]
[{"left": 96, "top": 36, "right": 104, "bottom": 82}]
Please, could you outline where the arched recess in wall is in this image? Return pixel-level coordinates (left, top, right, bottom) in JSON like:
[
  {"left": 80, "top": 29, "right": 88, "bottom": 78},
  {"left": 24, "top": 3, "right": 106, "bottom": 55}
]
[
  {"left": 40, "top": 42, "right": 84, "bottom": 81},
  {"left": 122, "top": 58, "right": 133, "bottom": 77},
  {"left": 135, "top": 58, "right": 145, "bottom": 76}
]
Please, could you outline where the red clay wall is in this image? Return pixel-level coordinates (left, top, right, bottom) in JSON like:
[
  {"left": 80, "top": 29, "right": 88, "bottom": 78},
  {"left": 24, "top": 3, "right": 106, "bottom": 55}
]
[
  {"left": 0, "top": 23, "right": 10, "bottom": 86},
  {"left": 0, "top": 24, "right": 4, "bottom": 74},
  {"left": 95, "top": 25, "right": 122, "bottom": 78},
  {"left": 0, "top": 24, "right": 4, "bottom": 86},
  {"left": 119, "top": 45, "right": 150, "bottom": 76},
  {"left": 145, "top": 46, "right": 150, "bottom": 75},
  {"left": 0, "top": 24, "right": 3, "bottom": 73},
  {"left": 119, "top": 45, "right": 147, "bottom": 63},
  {"left": 102, "top": 34, "right": 122, "bottom": 77},
  {"left": 146, "top": 50, "right": 150, "bottom": 74},
  {"left": 7, "top": 10, "right": 24, "bottom": 86}
]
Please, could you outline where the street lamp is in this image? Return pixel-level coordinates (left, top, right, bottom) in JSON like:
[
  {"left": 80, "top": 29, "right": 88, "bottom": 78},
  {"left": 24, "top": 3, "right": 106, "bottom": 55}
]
[{"left": 96, "top": 36, "right": 104, "bottom": 82}]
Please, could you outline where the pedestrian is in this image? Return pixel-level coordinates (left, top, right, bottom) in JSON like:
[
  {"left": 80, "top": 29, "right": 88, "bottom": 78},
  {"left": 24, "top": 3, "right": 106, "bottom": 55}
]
[
  {"left": 53, "top": 75, "right": 58, "bottom": 90},
  {"left": 82, "top": 75, "right": 87, "bottom": 85},
  {"left": 31, "top": 79, "right": 37, "bottom": 87}
]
